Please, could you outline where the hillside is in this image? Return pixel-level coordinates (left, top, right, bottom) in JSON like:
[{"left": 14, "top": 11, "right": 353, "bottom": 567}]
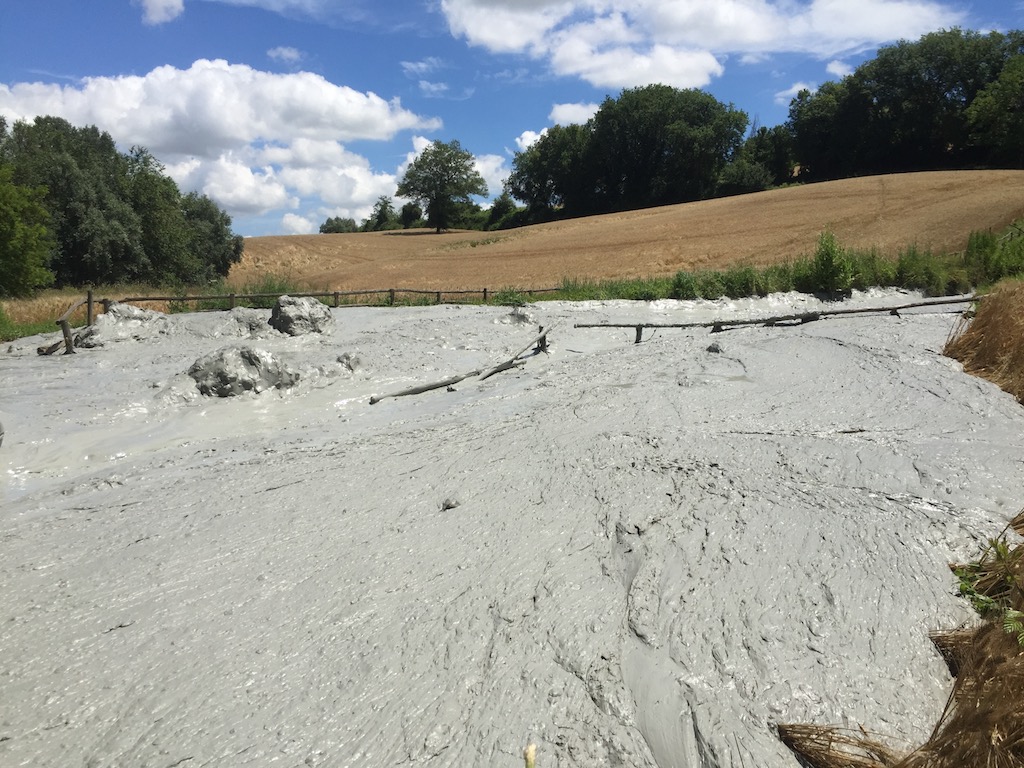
[{"left": 234, "top": 170, "right": 1024, "bottom": 291}]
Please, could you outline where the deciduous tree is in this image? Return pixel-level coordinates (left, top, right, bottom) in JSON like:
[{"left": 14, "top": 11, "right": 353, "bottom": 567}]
[{"left": 396, "top": 140, "right": 487, "bottom": 233}]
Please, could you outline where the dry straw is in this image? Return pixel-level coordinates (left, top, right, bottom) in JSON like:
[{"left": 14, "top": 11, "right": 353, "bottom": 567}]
[{"left": 944, "top": 279, "right": 1024, "bottom": 404}]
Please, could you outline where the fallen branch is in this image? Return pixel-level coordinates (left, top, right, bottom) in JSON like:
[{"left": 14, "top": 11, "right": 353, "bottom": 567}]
[
  {"left": 478, "top": 324, "right": 555, "bottom": 380},
  {"left": 369, "top": 367, "right": 481, "bottom": 405},
  {"left": 369, "top": 325, "right": 554, "bottom": 404}
]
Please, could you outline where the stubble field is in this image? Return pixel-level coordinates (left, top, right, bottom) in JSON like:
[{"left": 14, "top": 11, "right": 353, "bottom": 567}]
[{"left": 234, "top": 170, "right": 1024, "bottom": 291}]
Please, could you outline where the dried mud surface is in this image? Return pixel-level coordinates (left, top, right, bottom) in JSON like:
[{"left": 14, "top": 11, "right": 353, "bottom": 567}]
[
  {"left": 3, "top": 291, "right": 1024, "bottom": 767},
  {"left": 235, "top": 171, "right": 1024, "bottom": 291}
]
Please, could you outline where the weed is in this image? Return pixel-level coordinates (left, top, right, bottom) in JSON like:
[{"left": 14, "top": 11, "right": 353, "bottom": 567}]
[{"left": 811, "top": 229, "right": 853, "bottom": 297}]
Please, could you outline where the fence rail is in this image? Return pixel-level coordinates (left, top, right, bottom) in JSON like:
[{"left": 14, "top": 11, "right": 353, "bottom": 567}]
[{"left": 101, "top": 286, "right": 562, "bottom": 314}]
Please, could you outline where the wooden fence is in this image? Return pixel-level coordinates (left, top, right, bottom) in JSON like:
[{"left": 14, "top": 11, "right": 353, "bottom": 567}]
[{"left": 68, "top": 286, "right": 562, "bottom": 326}]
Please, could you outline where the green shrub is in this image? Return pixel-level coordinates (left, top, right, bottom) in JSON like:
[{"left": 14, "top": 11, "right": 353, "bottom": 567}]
[
  {"left": 695, "top": 271, "right": 727, "bottom": 299},
  {"left": 492, "top": 287, "right": 527, "bottom": 306},
  {"left": 759, "top": 263, "right": 795, "bottom": 294},
  {"left": 850, "top": 249, "right": 897, "bottom": 290},
  {"left": 811, "top": 230, "right": 853, "bottom": 296},
  {"left": 721, "top": 264, "right": 759, "bottom": 298},
  {"left": 897, "top": 245, "right": 947, "bottom": 296},
  {"left": 671, "top": 271, "right": 700, "bottom": 300}
]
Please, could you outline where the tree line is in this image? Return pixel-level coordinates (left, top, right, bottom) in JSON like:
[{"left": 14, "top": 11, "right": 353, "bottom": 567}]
[
  {"left": 327, "top": 27, "right": 1021, "bottom": 236},
  {"left": 0, "top": 116, "right": 242, "bottom": 297}
]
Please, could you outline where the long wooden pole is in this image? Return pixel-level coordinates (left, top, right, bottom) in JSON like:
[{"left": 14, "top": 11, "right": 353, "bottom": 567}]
[{"left": 574, "top": 295, "right": 980, "bottom": 333}]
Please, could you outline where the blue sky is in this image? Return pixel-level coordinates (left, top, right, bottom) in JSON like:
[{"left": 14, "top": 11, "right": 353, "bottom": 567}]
[{"left": 1, "top": 1, "right": 1021, "bottom": 236}]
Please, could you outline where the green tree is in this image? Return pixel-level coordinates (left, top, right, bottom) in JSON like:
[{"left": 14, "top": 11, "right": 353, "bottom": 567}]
[
  {"left": 399, "top": 201, "right": 422, "bottom": 229},
  {"left": 0, "top": 115, "right": 242, "bottom": 286},
  {"left": 787, "top": 28, "right": 1024, "bottom": 177},
  {"left": 587, "top": 85, "right": 748, "bottom": 210},
  {"left": 363, "top": 195, "right": 398, "bottom": 231},
  {"left": 485, "top": 191, "right": 518, "bottom": 230},
  {"left": 716, "top": 157, "right": 773, "bottom": 197},
  {"left": 742, "top": 124, "right": 795, "bottom": 186},
  {"left": 506, "top": 123, "right": 593, "bottom": 216},
  {"left": 0, "top": 166, "right": 55, "bottom": 296},
  {"left": 319, "top": 216, "right": 358, "bottom": 233},
  {"left": 968, "top": 55, "right": 1024, "bottom": 167},
  {"left": 128, "top": 147, "right": 189, "bottom": 284},
  {"left": 396, "top": 140, "right": 487, "bottom": 233},
  {"left": 180, "top": 192, "right": 244, "bottom": 282}
]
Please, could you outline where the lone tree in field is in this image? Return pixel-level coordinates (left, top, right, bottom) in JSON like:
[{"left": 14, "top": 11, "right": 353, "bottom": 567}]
[{"left": 396, "top": 140, "right": 487, "bottom": 233}]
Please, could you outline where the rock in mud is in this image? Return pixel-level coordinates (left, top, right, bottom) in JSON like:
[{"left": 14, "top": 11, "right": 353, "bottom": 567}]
[
  {"left": 188, "top": 345, "right": 301, "bottom": 397},
  {"left": 268, "top": 295, "right": 334, "bottom": 336},
  {"left": 75, "top": 302, "right": 170, "bottom": 347}
]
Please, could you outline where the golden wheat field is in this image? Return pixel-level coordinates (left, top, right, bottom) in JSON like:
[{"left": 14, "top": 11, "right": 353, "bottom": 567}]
[{"left": 234, "top": 170, "right": 1024, "bottom": 291}]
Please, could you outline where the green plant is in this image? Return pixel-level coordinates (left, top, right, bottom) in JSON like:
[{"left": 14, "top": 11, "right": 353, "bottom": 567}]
[
  {"left": 1004, "top": 609, "right": 1024, "bottom": 647},
  {"left": 953, "top": 527, "right": 1024, "bottom": 648},
  {"left": 721, "top": 264, "right": 759, "bottom": 298},
  {"left": 671, "top": 270, "right": 700, "bottom": 300},
  {"left": 811, "top": 230, "right": 853, "bottom": 296},
  {"left": 491, "top": 287, "right": 527, "bottom": 306}
]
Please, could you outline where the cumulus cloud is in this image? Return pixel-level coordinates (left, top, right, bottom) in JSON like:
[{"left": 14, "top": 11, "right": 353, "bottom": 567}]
[
  {"left": 473, "top": 154, "right": 509, "bottom": 197},
  {"left": 440, "top": 0, "right": 964, "bottom": 89},
  {"left": 775, "top": 81, "right": 816, "bottom": 105},
  {"left": 281, "top": 213, "right": 318, "bottom": 234},
  {"left": 134, "top": 0, "right": 185, "bottom": 25},
  {"left": 826, "top": 59, "right": 854, "bottom": 78},
  {"left": 515, "top": 129, "right": 546, "bottom": 151},
  {"left": 0, "top": 59, "right": 441, "bottom": 229},
  {"left": 268, "top": 46, "right": 304, "bottom": 63},
  {"left": 549, "top": 102, "right": 599, "bottom": 125}
]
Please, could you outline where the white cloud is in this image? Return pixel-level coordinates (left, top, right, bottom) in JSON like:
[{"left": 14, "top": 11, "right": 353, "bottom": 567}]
[
  {"left": 440, "top": 0, "right": 574, "bottom": 54},
  {"left": 775, "top": 81, "right": 816, "bottom": 105},
  {"left": 194, "top": 156, "right": 296, "bottom": 215},
  {"left": 473, "top": 154, "right": 509, "bottom": 197},
  {"left": 134, "top": 0, "right": 184, "bottom": 25},
  {"left": 418, "top": 80, "right": 451, "bottom": 97},
  {"left": 0, "top": 59, "right": 441, "bottom": 230},
  {"left": 515, "top": 129, "right": 546, "bottom": 151},
  {"left": 401, "top": 57, "right": 445, "bottom": 77},
  {"left": 827, "top": 59, "right": 854, "bottom": 78},
  {"left": 549, "top": 101, "right": 599, "bottom": 125},
  {"left": 440, "top": 0, "right": 965, "bottom": 89},
  {"left": 268, "top": 46, "right": 303, "bottom": 63},
  {"left": 281, "top": 213, "right": 318, "bottom": 234}
]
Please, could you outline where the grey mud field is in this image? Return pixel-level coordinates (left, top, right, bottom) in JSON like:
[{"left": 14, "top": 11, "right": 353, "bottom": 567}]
[{"left": 2, "top": 291, "right": 1023, "bottom": 768}]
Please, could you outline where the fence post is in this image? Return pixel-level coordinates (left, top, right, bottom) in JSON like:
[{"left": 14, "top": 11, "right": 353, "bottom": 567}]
[
  {"left": 483, "top": 288, "right": 488, "bottom": 303},
  {"left": 389, "top": 288, "right": 395, "bottom": 305},
  {"left": 87, "top": 290, "right": 94, "bottom": 326},
  {"left": 333, "top": 291, "right": 340, "bottom": 308},
  {"left": 435, "top": 291, "right": 441, "bottom": 304},
  {"left": 229, "top": 293, "right": 236, "bottom": 309},
  {"left": 101, "top": 298, "right": 111, "bottom": 314}
]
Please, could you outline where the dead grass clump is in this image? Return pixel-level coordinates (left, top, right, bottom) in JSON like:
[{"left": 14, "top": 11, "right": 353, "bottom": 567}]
[
  {"left": 776, "top": 724, "right": 901, "bottom": 768},
  {"left": 898, "top": 622, "right": 1024, "bottom": 768},
  {"left": 944, "top": 279, "right": 1024, "bottom": 404},
  {"left": 929, "top": 626, "right": 979, "bottom": 677}
]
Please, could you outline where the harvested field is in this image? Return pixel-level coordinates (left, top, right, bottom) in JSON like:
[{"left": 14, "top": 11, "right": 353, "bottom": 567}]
[{"left": 234, "top": 171, "right": 1024, "bottom": 291}]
